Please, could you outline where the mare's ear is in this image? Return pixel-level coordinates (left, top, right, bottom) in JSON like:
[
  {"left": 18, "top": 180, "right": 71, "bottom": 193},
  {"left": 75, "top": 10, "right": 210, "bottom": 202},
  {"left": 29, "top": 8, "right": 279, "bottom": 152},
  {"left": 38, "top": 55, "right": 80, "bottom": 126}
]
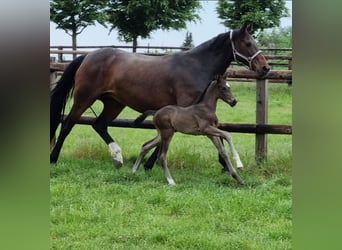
[{"left": 242, "top": 22, "right": 254, "bottom": 34}]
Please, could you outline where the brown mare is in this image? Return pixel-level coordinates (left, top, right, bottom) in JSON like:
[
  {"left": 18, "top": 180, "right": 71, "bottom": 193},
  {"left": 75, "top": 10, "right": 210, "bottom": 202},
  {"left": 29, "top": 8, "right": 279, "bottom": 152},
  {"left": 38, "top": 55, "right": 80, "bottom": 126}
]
[
  {"left": 50, "top": 23, "right": 270, "bottom": 168},
  {"left": 132, "top": 74, "right": 244, "bottom": 185}
]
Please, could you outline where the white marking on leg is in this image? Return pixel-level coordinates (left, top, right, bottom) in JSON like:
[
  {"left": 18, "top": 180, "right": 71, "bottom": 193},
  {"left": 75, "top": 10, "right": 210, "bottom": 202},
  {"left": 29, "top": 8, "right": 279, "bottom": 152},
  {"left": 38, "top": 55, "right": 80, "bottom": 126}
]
[
  {"left": 167, "top": 177, "right": 176, "bottom": 186},
  {"left": 223, "top": 132, "right": 244, "bottom": 169},
  {"left": 234, "top": 154, "right": 244, "bottom": 169},
  {"left": 108, "top": 142, "right": 123, "bottom": 168}
]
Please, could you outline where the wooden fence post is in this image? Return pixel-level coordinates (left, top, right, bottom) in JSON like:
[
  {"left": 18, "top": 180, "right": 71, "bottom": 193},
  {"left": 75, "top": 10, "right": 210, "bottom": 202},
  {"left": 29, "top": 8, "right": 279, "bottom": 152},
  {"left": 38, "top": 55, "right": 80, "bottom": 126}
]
[
  {"left": 58, "top": 46, "right": 63, "bottom": 62},
  {"left": 255, "top": 78, "right": 268, "bottom": 163},
  {"left": 50, "top": 57, "right": 57, "bottom": 150},
  {"left": 50, "top": 57, "right": 57, "bottom": 90}
]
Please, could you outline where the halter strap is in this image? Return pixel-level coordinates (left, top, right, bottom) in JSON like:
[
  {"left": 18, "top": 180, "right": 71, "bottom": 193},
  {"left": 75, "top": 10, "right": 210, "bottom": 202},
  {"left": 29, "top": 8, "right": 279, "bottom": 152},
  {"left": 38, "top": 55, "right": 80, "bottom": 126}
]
[{"left": 230, "top": 30, "right": 262, "bottom": 70}]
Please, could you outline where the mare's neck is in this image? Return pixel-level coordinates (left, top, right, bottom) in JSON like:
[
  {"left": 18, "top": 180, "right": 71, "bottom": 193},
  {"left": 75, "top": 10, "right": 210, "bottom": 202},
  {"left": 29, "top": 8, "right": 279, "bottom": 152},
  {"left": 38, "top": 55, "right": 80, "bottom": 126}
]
[{"left": 188, "top": 32, "right": 234, "bottom": 76}]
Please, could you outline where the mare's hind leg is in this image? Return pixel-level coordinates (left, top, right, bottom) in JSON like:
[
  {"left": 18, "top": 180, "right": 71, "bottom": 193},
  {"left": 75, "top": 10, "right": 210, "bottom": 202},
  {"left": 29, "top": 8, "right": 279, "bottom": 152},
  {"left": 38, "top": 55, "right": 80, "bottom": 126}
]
[
  {"left": 207, "top": 135, "right": 244, "bottom": 185},
  {"left": 50, "top": 101, "right": 92, "bottom": 163},
  {"left": 144, "top": 146, "right": 160, "bottom": 171},
  {"left": 92, "top": 97, "right": 125, "bottom": 168},
  {"left": 158, "top": 129, "right": 175, "bottom": 185},
  {"left": 132, "top": 136, "right": 161, "bottom": 173}
]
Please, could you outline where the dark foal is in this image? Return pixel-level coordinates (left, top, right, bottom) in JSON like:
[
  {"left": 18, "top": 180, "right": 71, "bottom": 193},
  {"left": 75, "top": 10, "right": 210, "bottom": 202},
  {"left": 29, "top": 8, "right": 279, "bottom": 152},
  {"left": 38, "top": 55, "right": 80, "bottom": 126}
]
[{"left": 132, "top": 75, "right": 244, "bottom": 185}]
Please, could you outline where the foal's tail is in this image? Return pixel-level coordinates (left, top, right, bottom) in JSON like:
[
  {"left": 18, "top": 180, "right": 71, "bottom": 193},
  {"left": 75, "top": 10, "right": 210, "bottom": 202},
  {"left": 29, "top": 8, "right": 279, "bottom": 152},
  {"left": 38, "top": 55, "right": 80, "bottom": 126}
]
[
  {"left": 50, "top": 55, "right": 86, "bottom": 142},
  {"left": 133, "top": 110, "right": 156, "bottom": 126}
]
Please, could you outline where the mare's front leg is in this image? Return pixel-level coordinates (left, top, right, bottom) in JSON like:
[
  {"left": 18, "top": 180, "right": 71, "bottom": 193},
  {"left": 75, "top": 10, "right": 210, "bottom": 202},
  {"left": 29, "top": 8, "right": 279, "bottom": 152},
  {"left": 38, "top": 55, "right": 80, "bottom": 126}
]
[
  {"left": 132, "top": 136, "right": 161, "bottom": 173},
  {"left": 92, "top": 99, "right": 125, "bottom": 168},
  {"left": 207, "top": 135, "right": 244, "bottom": 185}
]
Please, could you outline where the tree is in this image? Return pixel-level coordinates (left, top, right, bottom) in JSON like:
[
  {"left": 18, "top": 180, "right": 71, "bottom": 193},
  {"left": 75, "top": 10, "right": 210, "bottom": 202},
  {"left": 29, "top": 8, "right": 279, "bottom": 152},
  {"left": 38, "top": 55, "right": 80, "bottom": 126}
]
[
  {"left": 216, "top": 0, "right": 289, "bottom": 31},
  {"left": 257, "top": 26, "right": 292, "bottom": 48},
  {"left": 105, "top": 0, "right": 201, "bottom": 52},
  {"left": 50, "top": 0, "right": 107, "bottom": 57},
  {"left": 182, "top": 31, "right": 194, "bottom": 50}
]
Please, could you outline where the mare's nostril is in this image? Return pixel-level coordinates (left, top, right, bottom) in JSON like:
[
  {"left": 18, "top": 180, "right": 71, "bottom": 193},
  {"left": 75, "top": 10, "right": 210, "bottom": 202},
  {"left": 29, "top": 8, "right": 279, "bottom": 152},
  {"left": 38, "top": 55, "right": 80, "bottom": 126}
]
[{"left": 263, "top": 66, "right": 270, "bottom": 73}]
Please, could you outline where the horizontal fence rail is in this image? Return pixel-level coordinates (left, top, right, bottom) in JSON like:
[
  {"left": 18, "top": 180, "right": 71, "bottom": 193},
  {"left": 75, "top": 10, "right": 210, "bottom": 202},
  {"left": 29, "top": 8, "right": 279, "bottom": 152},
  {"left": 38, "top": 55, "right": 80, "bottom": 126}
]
[
  {"left": 50, "top": 45, "right": 292, "bottom": 70},
  {"left": 73, "top": 116, "right": 292, "bottom": 135}
]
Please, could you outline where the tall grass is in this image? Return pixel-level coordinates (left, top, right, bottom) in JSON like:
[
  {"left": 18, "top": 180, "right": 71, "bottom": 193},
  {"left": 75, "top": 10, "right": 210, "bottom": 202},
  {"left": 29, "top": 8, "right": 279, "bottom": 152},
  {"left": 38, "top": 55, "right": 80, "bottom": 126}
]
[{"left": 51, "top": 82, "right": 292, "bottom": 249}]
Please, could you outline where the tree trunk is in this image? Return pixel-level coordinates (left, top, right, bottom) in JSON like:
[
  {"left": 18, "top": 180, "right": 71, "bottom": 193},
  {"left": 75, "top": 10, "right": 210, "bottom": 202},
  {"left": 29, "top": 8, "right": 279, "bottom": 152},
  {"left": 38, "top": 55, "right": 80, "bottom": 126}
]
[
  {"left": 132, "top": 36, "right": 138, "bottom": 53},
  {"left": 72, "top": 30, "right": 77, "bottom": 59}
]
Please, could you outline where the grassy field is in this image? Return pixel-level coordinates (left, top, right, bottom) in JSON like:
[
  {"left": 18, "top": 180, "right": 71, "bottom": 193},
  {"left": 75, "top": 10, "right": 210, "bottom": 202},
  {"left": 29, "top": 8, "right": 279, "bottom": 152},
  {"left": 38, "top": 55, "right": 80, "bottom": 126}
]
[{"left": 51, "top": 82, "right": 292, "bottom": 249}]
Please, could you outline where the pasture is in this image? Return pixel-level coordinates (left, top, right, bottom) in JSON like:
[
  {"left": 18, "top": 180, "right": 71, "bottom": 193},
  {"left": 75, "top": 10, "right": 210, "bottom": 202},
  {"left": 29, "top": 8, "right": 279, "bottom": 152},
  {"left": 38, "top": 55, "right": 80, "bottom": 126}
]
[{"left": 50, "top": 82, "right": 292, "bottom": 249}]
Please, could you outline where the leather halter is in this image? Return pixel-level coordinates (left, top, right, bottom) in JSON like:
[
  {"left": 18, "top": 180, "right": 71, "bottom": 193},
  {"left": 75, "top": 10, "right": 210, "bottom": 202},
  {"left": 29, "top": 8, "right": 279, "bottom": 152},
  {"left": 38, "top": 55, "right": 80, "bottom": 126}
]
[{"left": 230, "top": 30, "right": 262, "bottom": 70}]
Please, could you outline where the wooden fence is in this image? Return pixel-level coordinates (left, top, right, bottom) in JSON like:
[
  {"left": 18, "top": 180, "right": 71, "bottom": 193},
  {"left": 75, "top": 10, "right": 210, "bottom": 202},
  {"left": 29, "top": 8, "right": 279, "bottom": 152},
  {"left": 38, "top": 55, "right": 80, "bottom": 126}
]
[{"left": 50, "top": 47, "right": 292, "bottom": 162}]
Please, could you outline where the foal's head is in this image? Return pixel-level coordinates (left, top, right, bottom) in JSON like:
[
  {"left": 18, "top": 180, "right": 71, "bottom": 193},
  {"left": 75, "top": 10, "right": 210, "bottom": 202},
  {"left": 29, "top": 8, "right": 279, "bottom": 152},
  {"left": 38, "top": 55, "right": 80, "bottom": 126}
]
[
  {"left": 213, "top": 74, "right": 237, "bottom": 107},
  {"left": 231, "top": 23, "right": 270, "bottom": 76}
]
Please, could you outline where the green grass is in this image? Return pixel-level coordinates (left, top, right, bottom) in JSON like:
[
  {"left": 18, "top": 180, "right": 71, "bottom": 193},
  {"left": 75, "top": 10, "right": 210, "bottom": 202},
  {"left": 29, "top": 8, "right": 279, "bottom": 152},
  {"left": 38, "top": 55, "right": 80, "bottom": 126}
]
[{"left": 51, "top": 82, "right": 292, "bottom": 249}]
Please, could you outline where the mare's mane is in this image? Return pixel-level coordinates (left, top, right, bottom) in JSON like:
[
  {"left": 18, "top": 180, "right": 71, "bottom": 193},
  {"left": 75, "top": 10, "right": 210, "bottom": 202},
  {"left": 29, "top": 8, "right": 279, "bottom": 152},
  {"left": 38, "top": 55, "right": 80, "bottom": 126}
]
[{"left": 188, "top": 32, "right": 230, "bottom": 54}]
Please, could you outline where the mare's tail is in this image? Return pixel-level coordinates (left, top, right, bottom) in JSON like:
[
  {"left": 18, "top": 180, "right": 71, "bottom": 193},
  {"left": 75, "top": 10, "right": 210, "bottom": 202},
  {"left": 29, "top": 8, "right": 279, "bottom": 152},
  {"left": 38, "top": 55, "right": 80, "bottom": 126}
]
[
  {"left": 50, "top": 55, "right": 86, "bottom": 142},
  {"left": 133, "top": 110, "right": 156, "bottom": 126}
]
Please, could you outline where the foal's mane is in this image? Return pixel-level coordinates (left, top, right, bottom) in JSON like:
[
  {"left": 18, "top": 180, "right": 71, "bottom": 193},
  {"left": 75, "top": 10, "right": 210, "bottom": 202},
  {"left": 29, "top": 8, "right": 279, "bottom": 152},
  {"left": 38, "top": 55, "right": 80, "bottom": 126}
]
[{"left": 194, "top": 75, "right": 220, "bottom": 104}]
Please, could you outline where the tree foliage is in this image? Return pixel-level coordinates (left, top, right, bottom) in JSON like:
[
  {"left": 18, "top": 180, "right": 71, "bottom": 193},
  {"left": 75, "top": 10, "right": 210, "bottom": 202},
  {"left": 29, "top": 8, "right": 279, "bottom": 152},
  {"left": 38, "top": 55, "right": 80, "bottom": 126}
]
[
  {"left": 182, "top": 31, "right": 194, "bottom": 49},
  {"left": 216, "top": 0, "right": 289, "bottom": 31},
  {"left": 50, "top": 0, "right": 107, "bottom": 52},
  {"left": 105, "top": 0, "right": 201, "bottom": 51},
  {"left": 257, "top": 26, "right": 292, "bottom": 48}
]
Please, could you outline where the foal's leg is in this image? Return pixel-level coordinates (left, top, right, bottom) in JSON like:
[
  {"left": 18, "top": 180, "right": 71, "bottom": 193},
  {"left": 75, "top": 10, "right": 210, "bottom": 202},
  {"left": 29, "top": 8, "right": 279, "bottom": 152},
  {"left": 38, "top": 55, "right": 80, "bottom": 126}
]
[
  {"left": 208, "top": 136, "right": 244, "bottom": 185},
  {"left": 92, "top": 97, "right": 125, "bottom": 168},
  {"left": 205, "top": 127, "right": 243, "bottom": 169},
  {"left": 132, "top": 136, "right": 161, "bottom": 173},
  {"left": 217, "top": 137, "right": 230, "bottom": 172},
  {"left": 158, "top": 129, "right": 176, "bottom": 185},
  {"left": 223, "top": 132, "right": 243, "bottom": 169}
]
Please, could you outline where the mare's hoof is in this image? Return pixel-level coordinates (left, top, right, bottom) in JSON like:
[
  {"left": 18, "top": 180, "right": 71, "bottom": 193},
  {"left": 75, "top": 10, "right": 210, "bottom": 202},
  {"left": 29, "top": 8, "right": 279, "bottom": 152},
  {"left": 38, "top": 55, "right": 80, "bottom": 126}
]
[
  {"left": 144, "top": 165, "right": 153, "bottom": 171},
  {"left": 113, "top": 159, "right": 123, "bottom": 169},
  {"left": 221, "top": 167, "right": 230, "bottom": 173},
  {"left": 50, "top": 155, "right": 57, "bottom": 164}
]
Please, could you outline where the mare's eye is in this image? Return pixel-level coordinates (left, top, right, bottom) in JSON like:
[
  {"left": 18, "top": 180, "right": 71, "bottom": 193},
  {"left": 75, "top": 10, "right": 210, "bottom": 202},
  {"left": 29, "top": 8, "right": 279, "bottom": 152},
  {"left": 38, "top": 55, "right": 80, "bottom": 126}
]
[{"left": 246, "top": 42, "right": 252, "bottom": 47}]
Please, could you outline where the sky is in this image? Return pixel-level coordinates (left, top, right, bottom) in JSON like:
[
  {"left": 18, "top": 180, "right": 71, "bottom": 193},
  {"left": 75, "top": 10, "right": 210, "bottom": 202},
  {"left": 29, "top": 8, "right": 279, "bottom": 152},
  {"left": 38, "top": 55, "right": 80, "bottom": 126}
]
[{"left": 50, "top": 1, "right": 292, "bottom": 49}]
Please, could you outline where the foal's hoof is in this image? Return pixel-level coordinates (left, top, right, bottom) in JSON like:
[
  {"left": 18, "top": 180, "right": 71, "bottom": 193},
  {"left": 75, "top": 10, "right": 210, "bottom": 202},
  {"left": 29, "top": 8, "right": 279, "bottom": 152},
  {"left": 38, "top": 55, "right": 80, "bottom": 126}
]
[{"left": 232, "top": 173, "right": 244, "bottom": 185}]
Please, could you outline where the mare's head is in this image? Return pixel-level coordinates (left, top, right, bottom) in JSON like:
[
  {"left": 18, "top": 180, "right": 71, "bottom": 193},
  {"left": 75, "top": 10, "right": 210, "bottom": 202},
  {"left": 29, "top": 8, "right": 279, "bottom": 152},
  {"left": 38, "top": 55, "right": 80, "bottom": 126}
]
[
  {"left": 213, "top": 74, "right": 237, "bottom": 107},
  {"left": 230, "top": 23, "right": 270, "bottom": 76}
]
